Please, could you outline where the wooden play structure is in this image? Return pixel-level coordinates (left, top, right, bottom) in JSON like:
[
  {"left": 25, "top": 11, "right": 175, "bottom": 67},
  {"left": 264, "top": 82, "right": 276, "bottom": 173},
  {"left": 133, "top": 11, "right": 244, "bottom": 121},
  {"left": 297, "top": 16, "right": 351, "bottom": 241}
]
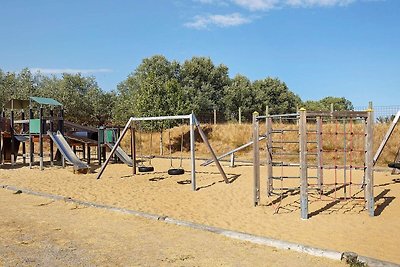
[
  {"left": 96, "top": 113, "right": 230, "bottom": 191},
  {"left": 252, "top": 108, "right": 375, "bottom": 219},
  {"left": 0, "top": 97, "right": 90, "bottom": 172}
]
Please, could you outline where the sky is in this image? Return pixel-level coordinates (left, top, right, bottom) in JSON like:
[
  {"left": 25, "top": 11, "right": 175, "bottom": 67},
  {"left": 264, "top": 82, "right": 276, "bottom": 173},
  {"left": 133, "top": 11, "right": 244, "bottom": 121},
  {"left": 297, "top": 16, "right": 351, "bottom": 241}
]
[{"left": 0, "top": 0, "right": 399, "bottom": 107}]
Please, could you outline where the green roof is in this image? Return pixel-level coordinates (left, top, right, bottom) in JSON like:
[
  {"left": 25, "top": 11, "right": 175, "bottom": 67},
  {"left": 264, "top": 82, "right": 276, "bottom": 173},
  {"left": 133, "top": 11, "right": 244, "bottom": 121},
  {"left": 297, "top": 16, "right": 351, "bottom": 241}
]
[
  {"left": 30, "top": 97, "right": 62, "bottom": 106},
  {"left": 4, "top": 99, "right": 30, "bottom": 109}
]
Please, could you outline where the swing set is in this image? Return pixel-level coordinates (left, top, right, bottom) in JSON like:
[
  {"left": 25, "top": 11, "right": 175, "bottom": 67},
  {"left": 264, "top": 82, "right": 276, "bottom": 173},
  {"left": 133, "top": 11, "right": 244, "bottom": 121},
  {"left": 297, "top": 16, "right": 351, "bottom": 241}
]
[{"left": 96, "top": 113, "right": 229, "bottom": 191}]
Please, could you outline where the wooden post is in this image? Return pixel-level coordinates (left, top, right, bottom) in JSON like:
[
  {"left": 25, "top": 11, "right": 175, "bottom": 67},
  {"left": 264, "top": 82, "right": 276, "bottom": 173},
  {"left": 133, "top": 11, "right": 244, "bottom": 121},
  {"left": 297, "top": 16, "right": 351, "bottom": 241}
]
[
  {"left": 365, "top": 108, "right": 374, "bottom": 216},
  {"left": 213, "top": 109, "right": 217, "bottom": 125},
  {"left": 266, "top": 117, "right": 273, "bottom": 196},
  {"left": 39, "top": 107, "right": 44, "bottom": 170},
  {"left": 159, "top": 130, "right": 163, "bottom": 156},
  {"left": 265, "top": 106, "right": 273, "bottom": 196},
  {"left": 299, "top": 108, "right": 308, "bottom": 219},
  {"left": 87, "top": 145, "right": 91, "bottom": 165},
  {"left": 238, "top": 107, "right": 241, "bottom": 124},
  {"left": 98, "top": 126, "right": 104, "bottom": 166},
  {"left": 253, "top": 112, "right": 260, "bottom": 206},
  {"left": 82, "top": 143, "right": 86, "bottom": 159},
  {"left": 131, "top": 126, "right": 136, "bottom": 175},
  {"left": 29, "top": 108, "right": 34, "bottom": 168},
  {"left": 230, "top": 153, "right": 235, "bottom": 168},
  {"left": 10, "top": 110, "right": 15, "bottom": 166},
  {"left": 21, "top": 110, "right": 26, "bottom": 164},
  {"left": 49, "top": 109, "right": 54, "bottom": 166},
  {"left": 316, "top": 116, "right": 323, "bottom": 192},
  {"left": 59, "top": 108, "right": 65, "bottom": 168}
]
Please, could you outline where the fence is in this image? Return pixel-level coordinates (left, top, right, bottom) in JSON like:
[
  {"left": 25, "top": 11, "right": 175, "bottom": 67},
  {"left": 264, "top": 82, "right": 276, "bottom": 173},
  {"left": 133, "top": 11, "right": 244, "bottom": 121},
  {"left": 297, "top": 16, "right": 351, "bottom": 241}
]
[
  {"left": 196, "top": 105, "right": 400, "bottom": 125},
  {"left": 354, "top": 105, "right": 400, "bottom": 123}
]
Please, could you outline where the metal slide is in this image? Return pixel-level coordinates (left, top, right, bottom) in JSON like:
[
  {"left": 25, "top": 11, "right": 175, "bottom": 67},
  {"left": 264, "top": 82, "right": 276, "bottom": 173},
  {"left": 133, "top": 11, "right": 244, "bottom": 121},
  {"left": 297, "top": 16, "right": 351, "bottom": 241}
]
[
  {"left": 47, "top": 131, "right": 89, "bottom": 172},
  {"left": 105, "top": 142, "right": 133, "bottom": 167}
]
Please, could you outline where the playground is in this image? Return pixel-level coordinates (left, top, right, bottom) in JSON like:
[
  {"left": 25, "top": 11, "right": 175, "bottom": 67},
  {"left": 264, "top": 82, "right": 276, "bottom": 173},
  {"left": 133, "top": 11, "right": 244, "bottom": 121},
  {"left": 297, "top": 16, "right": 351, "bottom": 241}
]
[{"left": 1, "top": 99, "right": 400, "bottom": 265}]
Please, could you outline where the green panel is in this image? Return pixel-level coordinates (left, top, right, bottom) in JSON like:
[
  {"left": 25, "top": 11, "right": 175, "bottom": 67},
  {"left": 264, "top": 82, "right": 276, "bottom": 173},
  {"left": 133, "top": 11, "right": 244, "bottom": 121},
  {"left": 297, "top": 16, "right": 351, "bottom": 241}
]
[
  {"left": 29, "top": 119, "right": 41, "bottom": 134},
  {"left": 105, "top": 129, "right": 114, "bottom": 143},
  {"left": 30, "top": 97, "right": 62, "bottom": 106}
]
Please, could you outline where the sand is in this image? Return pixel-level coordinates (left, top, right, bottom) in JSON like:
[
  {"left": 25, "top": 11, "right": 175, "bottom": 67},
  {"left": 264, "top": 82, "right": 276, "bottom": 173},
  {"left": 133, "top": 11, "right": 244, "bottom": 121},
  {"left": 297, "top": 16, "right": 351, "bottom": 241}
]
[
  {"left": 0, "top": 189, "right": 346, "bottom": 266},
  {"left": 1, "top": 158, "right": 399, "bottom": 264}
]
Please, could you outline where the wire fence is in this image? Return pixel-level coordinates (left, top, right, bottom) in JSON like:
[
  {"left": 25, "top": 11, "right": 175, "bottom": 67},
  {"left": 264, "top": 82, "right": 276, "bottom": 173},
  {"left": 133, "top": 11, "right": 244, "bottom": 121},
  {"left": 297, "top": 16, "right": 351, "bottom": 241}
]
[
  {"left": 354, "top": 105, "right": 400, "bottom": 123},
  {"left": 196, "top": 105, "right": 400, "bottom": 125}
]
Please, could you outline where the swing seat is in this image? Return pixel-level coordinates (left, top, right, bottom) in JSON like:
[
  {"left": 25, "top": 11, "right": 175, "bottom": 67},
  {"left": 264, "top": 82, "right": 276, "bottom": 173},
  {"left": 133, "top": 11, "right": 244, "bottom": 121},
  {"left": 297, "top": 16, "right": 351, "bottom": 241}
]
[
  {"left": 168, "top": 168, "right": 185, "bottom": 175},
  {"left": 138, "top": 166, "right": 154, "bottom": 172},
  {"left": 388, "top": 162, "right": 400, "bottom": 169}
]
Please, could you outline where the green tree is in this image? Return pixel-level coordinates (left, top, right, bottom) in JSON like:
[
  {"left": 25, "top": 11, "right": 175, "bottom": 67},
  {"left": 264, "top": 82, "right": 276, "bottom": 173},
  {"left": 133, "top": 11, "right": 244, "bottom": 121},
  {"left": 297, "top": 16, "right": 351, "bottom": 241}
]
[
  {"left": 223, "top": 74, "right": 254, "bottom": 121},
  {"left": 37, "top": 73, "right": 104, "bottom": 125},
  {"left": 180, "top": 57, "right": 230, "bottom": 115},
  {"left": 114, "top": 55, "right": 184, "bottom": 128},
  {"left": 303, "top": 96, "right": 353, "bottom": 111},
  {"left": 252, "top": 77, "right": 301, "bottom": 115}
]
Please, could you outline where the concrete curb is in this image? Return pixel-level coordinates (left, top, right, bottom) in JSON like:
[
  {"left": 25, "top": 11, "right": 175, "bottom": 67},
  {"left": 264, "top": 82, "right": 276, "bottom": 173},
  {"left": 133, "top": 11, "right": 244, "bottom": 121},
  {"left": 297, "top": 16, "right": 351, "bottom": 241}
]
[{"left": 2, "top": 184, "right": 399, "bottom": 267}]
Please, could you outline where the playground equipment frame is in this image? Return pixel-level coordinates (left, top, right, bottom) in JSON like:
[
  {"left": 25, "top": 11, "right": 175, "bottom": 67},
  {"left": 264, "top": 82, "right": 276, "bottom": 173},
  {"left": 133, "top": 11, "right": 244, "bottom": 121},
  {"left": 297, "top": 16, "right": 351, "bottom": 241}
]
[
  {"left": 96, "top": 113, "right": 229, "bottom": 191},
  {"left": 252, "top": 108, "right": 375, "bottom": 219}
]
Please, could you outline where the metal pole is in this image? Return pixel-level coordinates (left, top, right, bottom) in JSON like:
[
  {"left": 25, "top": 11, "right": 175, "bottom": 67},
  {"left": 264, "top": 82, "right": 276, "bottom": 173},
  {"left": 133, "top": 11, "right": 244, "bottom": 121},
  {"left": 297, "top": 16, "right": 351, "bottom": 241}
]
[
  {"left": 316, "top": 116, "right": 323, "bottom": 192},
  {"left": 253, "top": 112, "right": 260, "bottom": 206},
  {"left": 238, "top": 107, "right": 241, "bottom": 124},
  {"left": 131, "top": 126, "right": 136, "bottom": 175},
  {"left": 213, "top": 109, "right": 217, "bottom": 125},
  {"left": 190, "top": 113, "right": 196, "bottom": 191},
  {"left": 96, "top": 119, "right": 132, "bottom": 179},
  {"left": 299, "top": 108, "right": 308, "bottom": 219},
  {"left": 365, "top": 108, "right": 374, "bottom": 216},
  {"left": 194, "top": 115, "right": 229, "bottom": 184}
]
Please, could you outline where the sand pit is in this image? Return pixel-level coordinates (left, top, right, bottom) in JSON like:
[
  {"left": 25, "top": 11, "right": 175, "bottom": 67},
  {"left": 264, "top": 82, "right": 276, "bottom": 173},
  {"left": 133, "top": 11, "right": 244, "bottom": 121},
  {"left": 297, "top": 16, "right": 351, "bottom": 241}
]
[{"left": 1, "top": 158, "right": 400, "bottom": 264}]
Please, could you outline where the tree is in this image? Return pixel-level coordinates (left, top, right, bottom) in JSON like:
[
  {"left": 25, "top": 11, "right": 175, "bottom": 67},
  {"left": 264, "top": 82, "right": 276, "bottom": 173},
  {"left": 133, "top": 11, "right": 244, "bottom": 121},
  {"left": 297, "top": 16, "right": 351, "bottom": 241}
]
[
  {"left": 252, "top": 77, "right": 301, "bottom": 115},
  {"left": 37, "top": 73, "right": 105, "bottom": 125},
  {"left": 303, "top": 96, "right": 353, "bottom": 111},
  {"left": 180, "top": 57, "right": 230, "bottom": 115},
  {"left": 114, "top": 55, "right": 184, "bottom": 128},
  {"left": 223, "top": 74, "right": 254, "bottom": 121}
]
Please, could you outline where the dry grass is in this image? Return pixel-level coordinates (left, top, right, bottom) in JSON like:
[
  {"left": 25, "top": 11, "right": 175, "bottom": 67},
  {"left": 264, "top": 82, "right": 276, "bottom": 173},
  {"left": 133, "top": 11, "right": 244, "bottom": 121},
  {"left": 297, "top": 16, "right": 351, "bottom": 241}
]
[{"left": 118, "top": 122, "right": 400, "bottom": 167}]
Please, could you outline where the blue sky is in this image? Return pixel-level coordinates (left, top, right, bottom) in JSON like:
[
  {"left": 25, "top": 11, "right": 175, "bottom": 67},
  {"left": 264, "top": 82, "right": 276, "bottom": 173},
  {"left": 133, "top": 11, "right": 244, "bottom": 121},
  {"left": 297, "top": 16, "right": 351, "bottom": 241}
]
[{"left": 0, "top": 0, "right": 399, "bottom": 106}]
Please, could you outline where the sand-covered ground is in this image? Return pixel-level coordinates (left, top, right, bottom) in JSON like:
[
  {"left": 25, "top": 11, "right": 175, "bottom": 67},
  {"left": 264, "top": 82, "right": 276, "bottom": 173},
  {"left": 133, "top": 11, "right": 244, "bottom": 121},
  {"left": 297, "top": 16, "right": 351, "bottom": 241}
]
[
  {"left": 0, "top": 189, "right": 345, "bottom": 266},
  {"left": 1, "top": 157, "right": 399, "bottom": 265}
]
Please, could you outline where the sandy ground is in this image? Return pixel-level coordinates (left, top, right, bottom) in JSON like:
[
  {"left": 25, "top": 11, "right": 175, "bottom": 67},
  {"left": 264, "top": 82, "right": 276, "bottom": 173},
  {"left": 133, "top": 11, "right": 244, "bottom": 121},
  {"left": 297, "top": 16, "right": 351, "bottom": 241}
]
[
  {"left": 0, "top": 190, "right": 346, "bottom": 266},
  {"left": 1, "top": 157, "right": 399, "bottom": 264}
]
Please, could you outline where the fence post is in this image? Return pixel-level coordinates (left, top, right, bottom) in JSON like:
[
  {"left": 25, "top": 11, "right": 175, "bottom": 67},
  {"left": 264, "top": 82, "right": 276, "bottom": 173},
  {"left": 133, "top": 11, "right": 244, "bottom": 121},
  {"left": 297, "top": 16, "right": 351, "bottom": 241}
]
[
  {"left": 299, "top": 108, "right": 308, "bottom": 219},
  {"left": 238, "top": 107, "right": 241, "bottom": 124},
  {"left": 316, "top": 116, "right": 323, "bottom": 192},
  {"left": 213, "top": 109, "right": 217, "bottom": 125},
  {"left": 253, "top": 111, "right": 260, "bottom": 206},
  {"left": 365, "top": 108, "right": 374, "bottom": 216},
  {"left": 266, "top": 107, "right": 273, "bottom": 196}
]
